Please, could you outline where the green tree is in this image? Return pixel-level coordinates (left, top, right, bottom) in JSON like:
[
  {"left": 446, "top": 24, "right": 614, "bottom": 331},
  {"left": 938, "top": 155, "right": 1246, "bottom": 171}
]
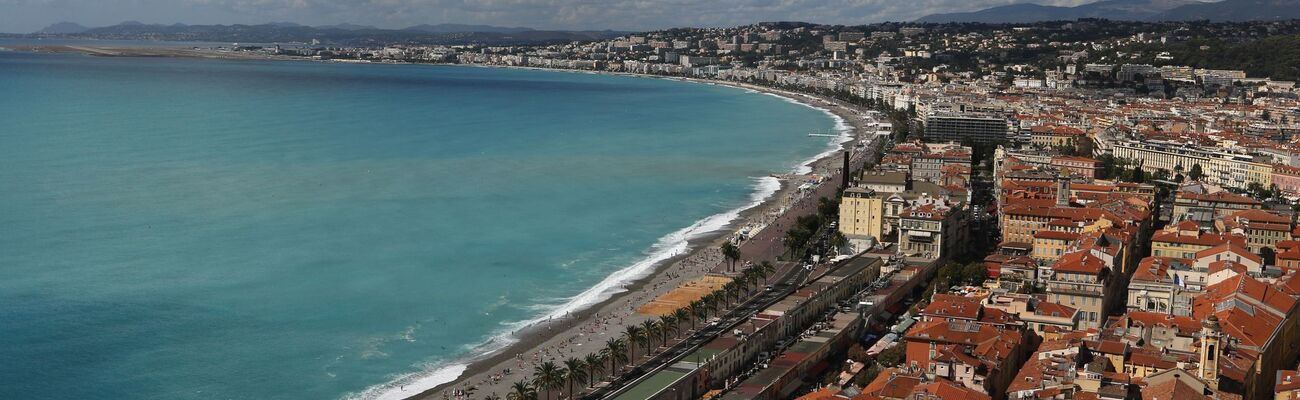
[
  {"left": 673, "top": 308, "right": 691, "bottom": 335},
  {"left": 720, "top": 241, "right": 741, "bottom": 272},
  {"left": 507, "top": 381, "right": 538, "bottom": 400},
  {"left": 1189, "top": 164, "right": 1204, "bottom": 181},
  {"left": 756, "top": 261, "right": 776, "bottom": 285},
  {"left": 622, "top": 325, "right": 644, "bottom": 364},
  {"left": 1152, "top": 168, "right": 1170, "bottom": 182},
  {"left": 584, "top": 353, "right": 605, "bottom": 388},
  {"left": 562, "top": 357, "right": 586, "bottom": 398},
  {"left": 658, "top": 315, "right": 678, "bottom": 345},
  {"left": 685, "top": 302, "right": 703, "bottom": 330},
  {"left": 603, "top": 339, "right": 627, "bottom": 376},
  {"left": 818, "top": 197, "right": 840, "bottom": 220},
  {"left": 532, "top": 361, "right": 565, "bottom": 400},
  {"left": 961, "top": 262, "right": 988, "bottom": 286},
  {"left": 876, "top": 343, "right": 905, "bottom": 367},
  {"left": 1127, "top": 165, "right": 1145, "bottom": 183},
  {"left": 640, "top": 320, "right": 660, "bottom": 355}
]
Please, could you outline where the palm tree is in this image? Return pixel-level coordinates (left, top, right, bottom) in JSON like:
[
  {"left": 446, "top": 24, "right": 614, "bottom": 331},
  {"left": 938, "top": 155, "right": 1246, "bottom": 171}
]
[
  {"left": 739, "top": 271, "right": 758, "bottom": 292},
  {"left": 701, "top": 294, "right": 720, "bottom": 319},
  {"left": 563, "top": 357, "right": 586, "bottom": 399},
  {"left": 720, "top": 241, "right": 741, "bottom": 272},
  {"left": 533, "top": 361, "right": 565, "bottom": 400},
  {"left": 640, "top": 320, "right": 661, "bottom": 355},
  {"left": 485, "top": 395, "right": 502, "bottom": 400},
  {"left": 507, "top": 381, "right": 538, "bottom": 400},
  {"left": 658, "top": 315, "right": 679, "bottom": 346},
  {"left": 721, "top": 282, "right": 740, "bottom": 307},
  {"left": 603, "top": 340, "right": 627, "bottom": 376},
  {"left": 623, "top": 325, "right": 644, "bottom": 364},
  {"left": 756, "top": 261, "right": 775, "bottom": 285},
  {"left": 783, "top": 230, "right": 801, "bottom": 258},
  {"left": 673, "top": 308, "right": 691, "bottom": 336},
  {"left": 584, "top": 353, "right": 605, "bottom": 388},
  {"left": 686, "top": 301, "right": 704, "bottom": 329}
]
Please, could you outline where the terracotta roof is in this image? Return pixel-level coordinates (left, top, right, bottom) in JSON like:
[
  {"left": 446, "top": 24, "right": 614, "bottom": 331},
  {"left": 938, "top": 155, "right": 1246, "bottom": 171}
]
[
  {"left": 1194, "top": 243, "right": 1263, "bottom": 265},
  {"left": 1226, "top": 209, "right": 1292, "bottom": 225},
  {"left": 1176, "top": 191, "right": 1262, "bottom": 206},
  {"left": 910, "top": 378, "right": 992, "bottom": 400},
  {"left": 1128, "top": 348, "right": 1177, "bottom": 369},
  {"left": 1142, "top": 378, "right": 1208, "bottom": 400},
  {"left": 1278, "top": 370, "right": 1300, "bottom": 393},
  {"left": 1132, "top": 256, "right": 1192, "bottom": 283},
  {"left": 860, "top": 368, "right": 922, "bottom": 400},
  {"left": 1151, "top": 231, "right": 1245, "bottom": 248},
  {"left": 1207, "top": 260, "right": 1248, "bottom": 276},
  {"left": 1192, "top": 274, "right": 1297, "bottom": 349},
  {"left": 921, "top": 294, "right": 981, "bottom": 321},
  {"left": 1033, "top": 301, "right": 1077, "bottom": 319},
  {"left": 1052, "top": 251, "right": 1107, "bottom": 275},
  {"left": 1121, "top": 311, "right": 1201, "bottom": 336},
  {"left": 796, "top": 387, "right": 842, "bottom": 400}
]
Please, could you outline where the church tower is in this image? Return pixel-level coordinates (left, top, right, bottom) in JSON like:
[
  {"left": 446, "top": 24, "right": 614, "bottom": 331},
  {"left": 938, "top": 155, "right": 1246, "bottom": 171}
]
[
  {"left": 1055, "top": 169, "right": 1071, "bottom": 207},
  {"left": 1199, "top": 315, "right": 1222, "bottom": 389}
]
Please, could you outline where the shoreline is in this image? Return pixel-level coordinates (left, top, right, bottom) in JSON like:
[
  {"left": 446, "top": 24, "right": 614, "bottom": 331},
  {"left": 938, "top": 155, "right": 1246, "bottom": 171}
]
[
  {"left": 6, "top": 44, "right": 870, "bottom": 400},
  {"left": 373, "top": 68, "right": 867, "bottom": 400}
]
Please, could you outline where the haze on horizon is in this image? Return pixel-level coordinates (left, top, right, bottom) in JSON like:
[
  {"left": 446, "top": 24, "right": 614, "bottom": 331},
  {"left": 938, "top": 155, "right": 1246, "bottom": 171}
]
[{"left": 0, "top": 0, "right": 1107, "bottom": 34}]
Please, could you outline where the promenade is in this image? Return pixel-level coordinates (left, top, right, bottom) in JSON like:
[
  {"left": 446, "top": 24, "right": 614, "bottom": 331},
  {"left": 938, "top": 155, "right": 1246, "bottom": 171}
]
[{"left": 407, "top": 80, "right": 877, "bottom": 400}]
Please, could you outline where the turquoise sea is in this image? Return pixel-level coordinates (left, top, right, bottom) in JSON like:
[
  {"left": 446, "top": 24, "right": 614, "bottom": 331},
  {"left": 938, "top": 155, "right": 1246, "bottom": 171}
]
[{"left": 0, "top": 49, "right": 837, "bottom": 399}]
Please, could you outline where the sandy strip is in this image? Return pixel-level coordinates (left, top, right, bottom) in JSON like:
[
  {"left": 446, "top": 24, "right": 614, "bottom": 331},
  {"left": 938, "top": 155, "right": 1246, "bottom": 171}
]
[
  {"left": 392, "top": 75, "right": 874, "bottom": 400},
  {"left": 6, "top": 45, "right": 876, "bottom": 400}
]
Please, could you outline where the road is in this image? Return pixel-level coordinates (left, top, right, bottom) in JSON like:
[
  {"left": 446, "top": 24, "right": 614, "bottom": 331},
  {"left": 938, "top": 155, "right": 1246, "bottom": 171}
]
[{"left": 587, "top": 261, "right": 814, "bottom": 399}]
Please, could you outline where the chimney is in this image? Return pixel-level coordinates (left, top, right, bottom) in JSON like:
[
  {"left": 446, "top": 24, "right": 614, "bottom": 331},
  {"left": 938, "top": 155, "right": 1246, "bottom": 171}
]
[{"left": 842, "top": 150, "right": 851, "bottom": 189}]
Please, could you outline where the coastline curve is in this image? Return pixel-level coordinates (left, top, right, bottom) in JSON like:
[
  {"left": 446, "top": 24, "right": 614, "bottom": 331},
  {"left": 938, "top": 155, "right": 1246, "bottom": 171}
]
[{"left": 352, "top": 70, "right": 856, "bottom": 400}]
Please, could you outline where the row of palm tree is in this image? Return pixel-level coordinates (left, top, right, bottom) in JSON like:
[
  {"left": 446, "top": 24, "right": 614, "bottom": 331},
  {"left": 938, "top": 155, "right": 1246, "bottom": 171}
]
[
  {"left": 505, "top": 354, "right": 610, "bottom": 400},
  {"left": 503, "top": 261, "right": 778, "bottom": 400}
]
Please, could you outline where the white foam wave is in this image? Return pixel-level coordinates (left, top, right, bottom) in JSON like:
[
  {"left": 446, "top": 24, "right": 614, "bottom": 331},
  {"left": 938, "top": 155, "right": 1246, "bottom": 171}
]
[
  {"left": 753, "top": 90, "right": 855, "bottom": 174},
  {"left": 349, "top": 80, "right": 848, "bottom": 400},
  {"left": 351, "top": 175, "right": 783, "bottom": 400}
]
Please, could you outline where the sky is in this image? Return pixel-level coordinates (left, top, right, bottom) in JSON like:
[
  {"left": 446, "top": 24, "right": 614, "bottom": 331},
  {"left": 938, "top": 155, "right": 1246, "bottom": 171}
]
[{"left": 0, "top": 0, "right": 1100, "bottom": 33}]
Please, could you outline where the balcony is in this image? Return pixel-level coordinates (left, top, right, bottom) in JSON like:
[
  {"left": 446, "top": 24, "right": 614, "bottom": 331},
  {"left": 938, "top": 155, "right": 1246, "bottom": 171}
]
[{"left": 1047, "top": 283, "right": 1103, "bottom": 297}]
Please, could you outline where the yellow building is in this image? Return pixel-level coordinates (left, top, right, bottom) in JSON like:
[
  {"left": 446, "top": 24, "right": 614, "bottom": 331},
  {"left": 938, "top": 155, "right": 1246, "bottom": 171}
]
[
  {"left": 1151, "top": 220, "right": 1246, "bottom": 259},
  {"left": 840, "top": 187, "right": 885, "bottom": 252},
  {"left": 1218, "top": 209, "right": 1294, "bottom": 253}
]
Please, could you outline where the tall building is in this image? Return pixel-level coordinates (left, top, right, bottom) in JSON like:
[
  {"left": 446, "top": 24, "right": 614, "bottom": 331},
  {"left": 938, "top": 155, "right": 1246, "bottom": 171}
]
[
  {"left": 898, "top": 199, "right": 968, "bottom": 260},
  {"left": 923, "top": 113, "right": 1010, "bottom": 145},
  {"left": 1046, "top": 251, "right": 1113, "bottom": 328}
]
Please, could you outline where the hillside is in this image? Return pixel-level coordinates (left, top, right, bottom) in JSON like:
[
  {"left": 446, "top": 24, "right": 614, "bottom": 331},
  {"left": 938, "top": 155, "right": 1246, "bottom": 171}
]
[
  {"left": 916, "top": 0, "right": 1201, "bottom": 23},
  {"left": 1154, "top": 0, "right": 1300, "bottom": 21}
]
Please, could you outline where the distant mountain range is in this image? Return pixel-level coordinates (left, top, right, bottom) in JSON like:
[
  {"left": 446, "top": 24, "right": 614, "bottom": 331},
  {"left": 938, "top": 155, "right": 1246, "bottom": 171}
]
[
  {"left": 403, "top": 23, "right": 533, "bottom": 33},
  {"left": 29, "top": 21, "right": 625, "bottom": 45},
  {"left": 37, "top": 21, "right": 90, "bottom": 34},
  {"left": 916, "top": 0, "right": 1300, "bottom": 23}
]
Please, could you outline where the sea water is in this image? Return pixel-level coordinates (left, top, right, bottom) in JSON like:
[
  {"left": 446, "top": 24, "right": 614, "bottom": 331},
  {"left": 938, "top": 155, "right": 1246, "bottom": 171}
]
[{"left": 0, "top": 50, "right": 837, "bottom": 399}]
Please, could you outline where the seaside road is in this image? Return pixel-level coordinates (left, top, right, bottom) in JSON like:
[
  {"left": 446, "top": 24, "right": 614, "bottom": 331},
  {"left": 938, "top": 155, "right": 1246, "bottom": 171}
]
[
  {"left": 585, "top": 260, "right": 812, "bottom": 400},
  {"left": 736, "top": 147, "right": 870, "bottom": 265}
]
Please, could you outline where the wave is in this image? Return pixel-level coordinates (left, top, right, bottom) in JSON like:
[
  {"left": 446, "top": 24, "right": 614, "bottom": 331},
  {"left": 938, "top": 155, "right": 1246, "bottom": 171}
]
[
  {"left": 754, "top": 90, "right": 856, "bottom": 174},
  {"left": 349, "top": 78, "right": 850, "bottom": 400}
]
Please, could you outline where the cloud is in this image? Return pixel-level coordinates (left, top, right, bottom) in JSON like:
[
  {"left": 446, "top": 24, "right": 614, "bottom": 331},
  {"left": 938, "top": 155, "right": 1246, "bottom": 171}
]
[{"left": 1, "top": 0, "right": 1100, "bottom": 33}]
